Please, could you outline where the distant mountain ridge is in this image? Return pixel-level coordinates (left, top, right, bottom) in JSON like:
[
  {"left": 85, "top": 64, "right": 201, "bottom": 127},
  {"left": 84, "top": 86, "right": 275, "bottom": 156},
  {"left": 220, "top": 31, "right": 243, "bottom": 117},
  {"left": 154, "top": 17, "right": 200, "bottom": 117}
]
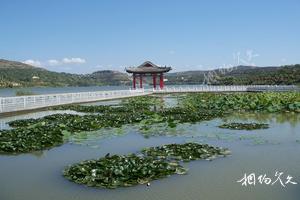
[
  {"left": 166, "top": 65, "right": 300, "bottom": 85},
  {"left": 0, "top": 59, "right": 299, "bottom": 88},
  {"left": 0, "top": 59, "right": 41, "bottom": 69},
  {"left": 0, "top": 59, "right": 130, "bottom": 88}
]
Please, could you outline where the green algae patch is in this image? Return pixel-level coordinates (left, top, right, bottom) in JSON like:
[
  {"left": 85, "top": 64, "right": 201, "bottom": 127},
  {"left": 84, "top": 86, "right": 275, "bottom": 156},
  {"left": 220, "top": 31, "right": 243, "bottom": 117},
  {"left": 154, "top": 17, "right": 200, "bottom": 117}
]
[
  {"left": 218, "top": 122, "right": 269, "bottom": 130},
  {"left": 142, "top": 142, "right": 230, "bottom": 162},
  {"left": 63, "top": 154, "right": 187, "bottom": 189}
]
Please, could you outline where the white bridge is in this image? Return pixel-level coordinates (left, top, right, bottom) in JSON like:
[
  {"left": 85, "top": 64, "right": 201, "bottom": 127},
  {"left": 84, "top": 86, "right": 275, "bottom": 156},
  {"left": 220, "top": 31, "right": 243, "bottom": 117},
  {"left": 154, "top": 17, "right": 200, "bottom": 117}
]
[{"left": 0, "top": 85, "right": 298, "bottom": 114}]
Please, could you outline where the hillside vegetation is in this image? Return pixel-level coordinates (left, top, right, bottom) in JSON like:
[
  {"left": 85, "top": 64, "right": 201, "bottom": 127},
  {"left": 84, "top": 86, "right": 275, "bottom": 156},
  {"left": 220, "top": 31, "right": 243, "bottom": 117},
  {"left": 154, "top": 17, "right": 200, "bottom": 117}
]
[
  {"left": 166, "top": 65, "right": 300, "bottom": 85},
  {"left": 0, "top": 59, "right": 130, "bottom": 87},
  {"left": 1, "top": 59, "right": 300, "bottom": 88}
]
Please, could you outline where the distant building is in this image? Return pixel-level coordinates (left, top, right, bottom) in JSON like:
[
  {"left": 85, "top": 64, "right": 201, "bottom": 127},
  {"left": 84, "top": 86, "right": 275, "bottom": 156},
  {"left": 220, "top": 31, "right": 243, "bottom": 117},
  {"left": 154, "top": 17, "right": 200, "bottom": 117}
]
[
  {"left": 32, "top": 76, "right": 40, "bottom": 80},
  {"left": 12, "top": 82, "right": 21, "bottom": 87}
]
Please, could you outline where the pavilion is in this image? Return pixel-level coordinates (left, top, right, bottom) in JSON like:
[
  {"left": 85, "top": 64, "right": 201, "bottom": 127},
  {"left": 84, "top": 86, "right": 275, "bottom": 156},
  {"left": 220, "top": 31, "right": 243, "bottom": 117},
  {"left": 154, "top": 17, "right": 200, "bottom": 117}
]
[{"left": 125, "top": 61, "right": 172, "bottom": 90}]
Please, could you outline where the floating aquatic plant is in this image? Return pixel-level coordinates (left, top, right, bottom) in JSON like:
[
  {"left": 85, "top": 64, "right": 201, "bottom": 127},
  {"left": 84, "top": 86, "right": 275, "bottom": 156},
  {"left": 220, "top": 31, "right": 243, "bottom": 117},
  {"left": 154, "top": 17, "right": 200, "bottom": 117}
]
[
  {"left": 3, "top": 92, "right": 300, "bottom": 153},
  {"left": 63, "top": 153, "right": 187, "bottom": 189},
  {"left": 3, "top": 104, "right": 225, "bottom": 153},
  {"left": 180, "top": 92, "right": 300, "bottom": 113},
  {"left": 142, "top": 142, "right": 230, "bottom": 162},
  {"left": 218, "top": 122, "right": 269, "bottom": 130},
  {"left": 53, "top": 96, "right": 162, "bottom": 114},
  {"left": 0, "top": 122, "right": 63, "bottom": 153},
  {"left": 63, "top": 142, "right": 229, "bottom": 189}
]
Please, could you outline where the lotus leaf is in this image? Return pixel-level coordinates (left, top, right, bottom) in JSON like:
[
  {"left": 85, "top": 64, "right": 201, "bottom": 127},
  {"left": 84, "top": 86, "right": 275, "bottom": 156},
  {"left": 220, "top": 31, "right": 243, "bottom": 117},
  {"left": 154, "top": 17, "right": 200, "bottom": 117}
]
[
  {"left": 63, "top": 154, "right": 187, "bottom": 189},
  {"left": 218, "top": 122, "right": 269, "bottom": 130},
  {"left": 142, "top": 142, "right": 230, "bottom": 161}
]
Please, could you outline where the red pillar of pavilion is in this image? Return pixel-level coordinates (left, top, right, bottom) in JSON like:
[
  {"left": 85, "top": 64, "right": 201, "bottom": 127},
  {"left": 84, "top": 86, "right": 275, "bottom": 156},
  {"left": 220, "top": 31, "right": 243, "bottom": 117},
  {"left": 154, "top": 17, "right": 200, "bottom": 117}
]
[
  {"left": 139, "top": 74, "right": 143, "bottom": 88},
  {"left": 159, "top": 73, "right": 164, "bottom": 89},
  {"left": 152, "top": 74, "right": 157, "bottom": 89},
  {"left": 133, "top": 74, "right": 136, "bottom": 89}
]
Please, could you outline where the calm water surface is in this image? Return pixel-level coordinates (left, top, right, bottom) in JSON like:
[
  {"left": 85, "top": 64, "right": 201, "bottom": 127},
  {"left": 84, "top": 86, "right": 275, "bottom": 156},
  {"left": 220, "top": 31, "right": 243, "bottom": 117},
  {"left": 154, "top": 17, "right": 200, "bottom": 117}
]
[{"left": 0, "top": 96, "right": 300, "bottom": 200}]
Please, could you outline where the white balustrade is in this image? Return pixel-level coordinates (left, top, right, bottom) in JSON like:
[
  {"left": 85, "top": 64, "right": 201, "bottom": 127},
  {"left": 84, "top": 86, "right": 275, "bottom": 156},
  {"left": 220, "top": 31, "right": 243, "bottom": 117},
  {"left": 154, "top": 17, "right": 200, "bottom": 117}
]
[
  {"left": 0, "top": 89, "right": 150, "bottom": 114},
  {"left": 0, "top": 85, "right": 297, "bottom": 114}
]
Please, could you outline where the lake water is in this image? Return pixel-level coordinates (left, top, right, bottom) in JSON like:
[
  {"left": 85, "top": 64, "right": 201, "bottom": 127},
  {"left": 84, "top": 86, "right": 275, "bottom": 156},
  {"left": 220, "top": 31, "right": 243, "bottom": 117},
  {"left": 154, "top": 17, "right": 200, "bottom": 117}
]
[{"left": 0, "top": 95, "right": 300, "bottom": 200}]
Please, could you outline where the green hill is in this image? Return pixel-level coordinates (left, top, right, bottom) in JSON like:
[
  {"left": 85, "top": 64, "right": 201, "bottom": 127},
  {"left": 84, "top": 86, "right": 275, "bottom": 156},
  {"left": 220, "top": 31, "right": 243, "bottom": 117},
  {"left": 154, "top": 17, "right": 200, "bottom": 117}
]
[
  {"left": 0, "top": 59, "right": 130, "bottom": 88},
  {"left": 87, "top": 70, "right": 130, "bottom": 85},
  {"left": 165, "top": 65, "right": 300, "bottom": 85},
  {"left": 1, "top": 59, "right": 300, "bottom": 88}
]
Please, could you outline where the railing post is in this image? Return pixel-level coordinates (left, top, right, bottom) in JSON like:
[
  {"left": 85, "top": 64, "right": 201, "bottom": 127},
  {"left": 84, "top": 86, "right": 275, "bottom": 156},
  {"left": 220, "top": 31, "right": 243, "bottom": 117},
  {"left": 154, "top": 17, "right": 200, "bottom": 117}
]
[
  {"left": 0, "top": 98, "right": 2, "bottom": 113},
  {"left": 42, "top": 96, "right": 45, "bottom": 106},
  {"left": 23, "top": 97, "right": 26, "bottom": 109}
]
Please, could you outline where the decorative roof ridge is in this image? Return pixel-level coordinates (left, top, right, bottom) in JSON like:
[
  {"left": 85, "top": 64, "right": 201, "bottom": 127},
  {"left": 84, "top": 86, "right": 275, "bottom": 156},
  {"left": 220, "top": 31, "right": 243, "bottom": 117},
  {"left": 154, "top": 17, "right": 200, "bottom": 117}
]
[
  {"left": 137, "top": 61, "right": 159, "bottom": 68},
  {"left": 125, "top": 61, "right": 172, "bottom": 73}
]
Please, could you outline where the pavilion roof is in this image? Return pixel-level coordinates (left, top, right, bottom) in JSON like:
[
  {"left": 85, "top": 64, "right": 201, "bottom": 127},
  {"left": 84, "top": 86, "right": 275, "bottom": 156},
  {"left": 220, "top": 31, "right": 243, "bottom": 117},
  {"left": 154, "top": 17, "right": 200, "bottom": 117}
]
[{"left": 125, "top": 61, "right": 172, "bottom": 73}]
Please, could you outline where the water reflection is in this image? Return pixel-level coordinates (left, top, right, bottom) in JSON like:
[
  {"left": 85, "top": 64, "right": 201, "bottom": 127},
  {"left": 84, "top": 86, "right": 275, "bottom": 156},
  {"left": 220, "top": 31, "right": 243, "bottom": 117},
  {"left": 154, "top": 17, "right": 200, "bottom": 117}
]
[
  {"left": 132, "top": 111, "right": 300, "bottom": 146},
  {"left": 30, "top": 150, "right": 45, "bottom": 158},
  {"left": 81, "top": 99, "right": 123, "bottom": 106},
  {"left": 65, "top": 126, "right": 130, "bottom": 148}
]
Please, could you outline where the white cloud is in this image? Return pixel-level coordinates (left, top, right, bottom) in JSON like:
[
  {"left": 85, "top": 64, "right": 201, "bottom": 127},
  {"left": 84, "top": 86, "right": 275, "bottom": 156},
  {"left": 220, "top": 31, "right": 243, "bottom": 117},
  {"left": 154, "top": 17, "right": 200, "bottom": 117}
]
[
  {"left": 22, "top": 59, "right": 42, "bottom": 67},
  {"left": 168, "top": 50, "right": 176, "bottom": 55},
  {"left": 47, "top": 57, "right": 86, "bottom": 66},
  {"left": 62, "top": 57, "right": 86, "bottom": 64},
  {"left": 47, "top": 59, "right": 60, "bottom": 66},
  {"left": 23, "top": 57, "right": 87, "bottom": 70}
]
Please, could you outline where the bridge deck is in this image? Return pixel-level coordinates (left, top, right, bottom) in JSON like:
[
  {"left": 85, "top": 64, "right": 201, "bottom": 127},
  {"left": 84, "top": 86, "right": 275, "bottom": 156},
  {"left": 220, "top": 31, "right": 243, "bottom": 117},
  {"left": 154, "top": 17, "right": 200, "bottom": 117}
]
[{"left": 0, "top": 85, "right": 298, "bottom": 114}]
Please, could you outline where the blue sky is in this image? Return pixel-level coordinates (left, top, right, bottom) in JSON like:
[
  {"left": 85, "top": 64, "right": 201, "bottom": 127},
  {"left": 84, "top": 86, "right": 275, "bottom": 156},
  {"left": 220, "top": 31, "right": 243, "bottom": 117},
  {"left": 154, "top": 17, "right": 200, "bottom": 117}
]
[{"left": 0, "top": 0, "right": 300, "bottom": 73}]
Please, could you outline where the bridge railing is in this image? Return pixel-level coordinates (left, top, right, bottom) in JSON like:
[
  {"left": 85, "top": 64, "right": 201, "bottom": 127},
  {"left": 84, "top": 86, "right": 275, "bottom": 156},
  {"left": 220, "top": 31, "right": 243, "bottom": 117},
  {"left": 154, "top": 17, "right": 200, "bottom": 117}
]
[
  {"left": 0, "top": 89, "right": 148, "bottom": 114},
  {"left": 246, "top": 85, "right": 299, "bottom": 92},
  {"left": 153, "top": 85, "right": 299, "bottom": 93},
  {"left": 154, "top": 85, "right": 249, "bottom": 93},
  {"left": 0, "top": 85, "right": 298, "bottom": 114}
]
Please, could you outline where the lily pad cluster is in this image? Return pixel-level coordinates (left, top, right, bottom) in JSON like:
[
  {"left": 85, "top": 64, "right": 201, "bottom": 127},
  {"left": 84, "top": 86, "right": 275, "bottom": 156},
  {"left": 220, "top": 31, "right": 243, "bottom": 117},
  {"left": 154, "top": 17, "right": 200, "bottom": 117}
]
[
  {"left": 218, "top": 122, "right": 269, "bottom": 130},
  {"left": 2, "top": 92, "right": 300, "bottom": 153},
  {"left": 0, "top": 122, "right": 63, "bottom": 153},
  {"left": 3, "top": 98, "right": 223, "bottom": 153},
  {"left": 2, "top": 112, "right": 150, "bottom": 153},
  {"left": 142, "top": 143, "right": 231, "bottom": 161},
  {"left": 63, "top": 142, "right": 230, "bottom": 189},
  {"left": 8, "top": 113, "right": 149, "bottom": 131},
  {"left": 180, "top": 92, "right": 300, "bottom": 113},
  {"left": 63, "top": 154, "right": 187, "bottom": 189},
  {"left": 53, "top": 96, "right": 161, "bottom": 113}
]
